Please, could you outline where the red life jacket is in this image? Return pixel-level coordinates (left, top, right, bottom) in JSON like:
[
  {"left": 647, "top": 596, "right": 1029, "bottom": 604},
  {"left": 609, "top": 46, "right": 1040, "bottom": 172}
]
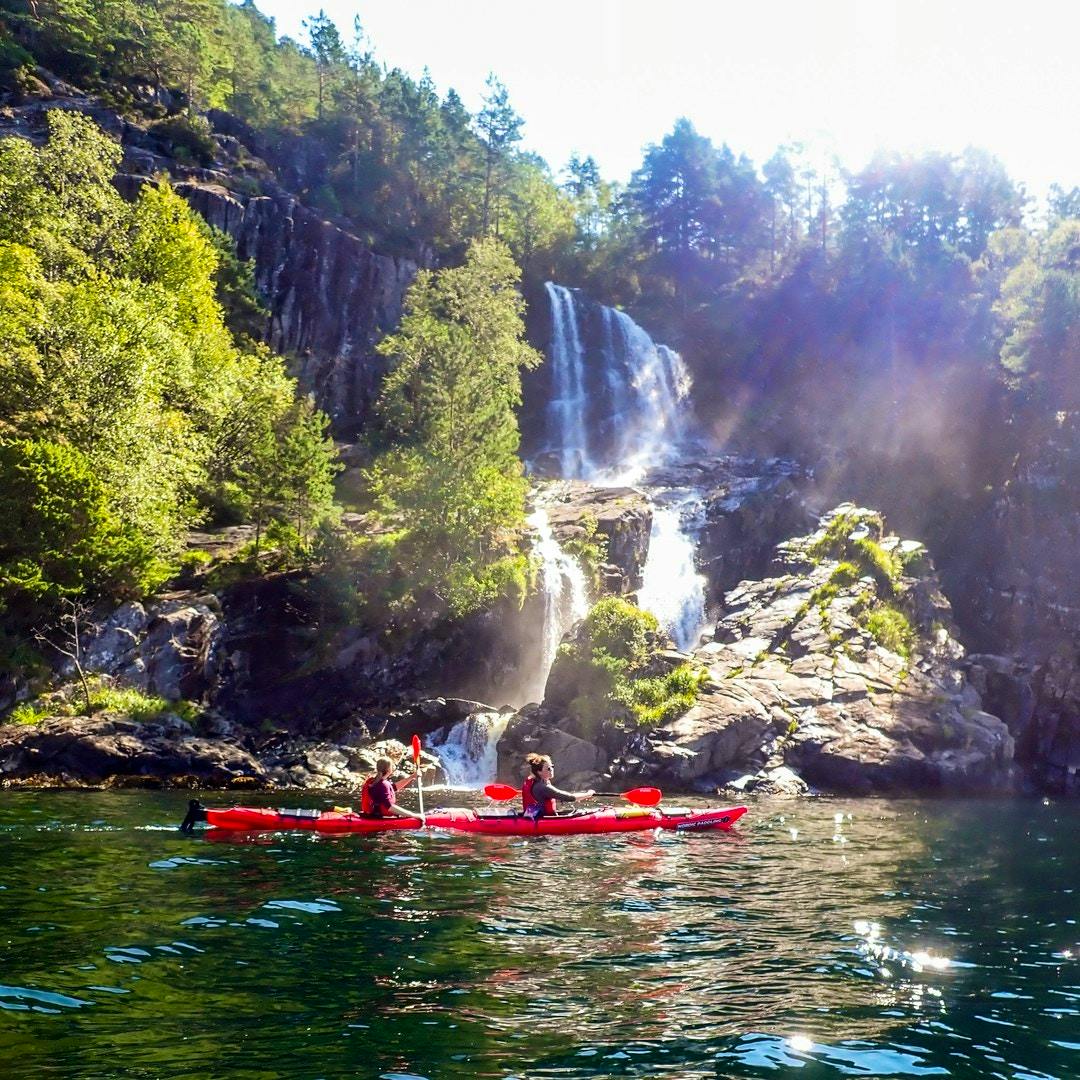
[
  {"left": 361, "top": 776, "right": 394, "bottom": 816},
  {"left": 522, "top": 775, "right": 555, "bottom": 817}
]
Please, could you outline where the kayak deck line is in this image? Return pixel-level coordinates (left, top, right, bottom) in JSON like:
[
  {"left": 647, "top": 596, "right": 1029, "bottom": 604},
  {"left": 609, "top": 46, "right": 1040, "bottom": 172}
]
[{"left": 184, "top": 801, "right": 748, "bottom": 836}]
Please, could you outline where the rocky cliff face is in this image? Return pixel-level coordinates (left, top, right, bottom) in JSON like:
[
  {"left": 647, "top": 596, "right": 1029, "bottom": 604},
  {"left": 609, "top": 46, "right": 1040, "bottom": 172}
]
[
  {"left": 540, "top": 481, "right": 653, "bottom": 594},
  {"left": 0, "top": 94, "right": 418, "bottom": 436},
  {"left": 941, "top": 426, "right": 1080, "bottom": 796},
  {"left": 508, "top": 504, "right": 1015, "bottom": 797},
  {"left": 175, "top": 181, "right": 417, "bottom": 434}
]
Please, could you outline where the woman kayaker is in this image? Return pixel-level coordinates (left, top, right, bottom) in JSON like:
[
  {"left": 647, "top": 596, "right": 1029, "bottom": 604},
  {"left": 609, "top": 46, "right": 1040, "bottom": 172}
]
[
  {"left": 361, "top": 757, "right": 425, "bottom": 822},
  {"left": 522, "top": 752, "right": 595, "bottom": 818}
]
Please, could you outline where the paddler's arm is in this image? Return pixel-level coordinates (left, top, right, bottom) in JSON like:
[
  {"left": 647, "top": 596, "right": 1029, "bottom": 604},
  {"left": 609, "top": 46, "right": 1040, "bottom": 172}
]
[
  {"left": 393, "top": 763, "right": 435, "bottom": 792},
  {"left": 532, "top": 780, "right": 596, "bottom": 804}
]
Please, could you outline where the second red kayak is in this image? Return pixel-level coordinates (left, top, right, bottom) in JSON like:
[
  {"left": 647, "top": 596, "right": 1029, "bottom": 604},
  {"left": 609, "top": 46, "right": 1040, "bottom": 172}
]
[{"left": 204, "top": 804, "right": 747, "bottom": 836}]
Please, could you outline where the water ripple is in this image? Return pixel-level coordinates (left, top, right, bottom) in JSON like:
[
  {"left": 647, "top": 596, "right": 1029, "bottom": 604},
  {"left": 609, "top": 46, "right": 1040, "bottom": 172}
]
[
  {"left": 1, "top": 792, "right": 1077, "bottom": 1080},
  {"left": 0, "top": 984, "right": 94, "bottom": 1012}
]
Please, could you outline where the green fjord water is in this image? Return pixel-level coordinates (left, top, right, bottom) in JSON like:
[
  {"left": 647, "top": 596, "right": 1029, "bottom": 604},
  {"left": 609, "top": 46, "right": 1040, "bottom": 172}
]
[{"left": 1, "top": 793, "right": 1077, "bottom": 1080}]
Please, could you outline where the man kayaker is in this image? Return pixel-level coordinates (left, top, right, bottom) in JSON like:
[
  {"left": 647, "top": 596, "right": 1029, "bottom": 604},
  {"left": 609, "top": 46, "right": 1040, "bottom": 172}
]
[
  {"left": 522, "top": 752, "right": 595, "bottom": 818},
  {"left": 362, "top": 757, "right": 426, "bottom": 822}
]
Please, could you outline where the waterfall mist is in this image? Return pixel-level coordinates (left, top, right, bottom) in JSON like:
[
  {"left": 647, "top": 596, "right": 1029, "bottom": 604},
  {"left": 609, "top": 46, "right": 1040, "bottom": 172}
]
[{"left": 523, "top": 507, "right": 590, "bottom": 704}]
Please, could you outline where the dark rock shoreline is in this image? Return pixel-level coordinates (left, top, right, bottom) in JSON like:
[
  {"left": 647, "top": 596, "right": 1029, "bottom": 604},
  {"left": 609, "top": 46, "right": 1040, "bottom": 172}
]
[{"left": 1, "top": 503, "right": 1041, "bottom": 799}]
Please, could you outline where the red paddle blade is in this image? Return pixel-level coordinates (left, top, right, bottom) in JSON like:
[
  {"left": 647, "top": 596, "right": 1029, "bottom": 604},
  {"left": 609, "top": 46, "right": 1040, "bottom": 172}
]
[
  {"left": 484, "top": 783, "right": 519, "bottom": 801},
  {"left": 623, "top": 787, "right": 662, "bottom": 806},
  {"left": 411, "top": 734, "right": 421, "bottom": 764}
]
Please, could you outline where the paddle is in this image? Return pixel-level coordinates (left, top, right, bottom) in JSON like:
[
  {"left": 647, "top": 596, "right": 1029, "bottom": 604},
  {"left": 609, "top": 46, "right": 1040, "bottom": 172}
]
[
  {"left": 483, "top": 782, "right": 663, "bottom": 807},
  {"left": 411, "top": 734, "right": 425, "bottom": 821}
]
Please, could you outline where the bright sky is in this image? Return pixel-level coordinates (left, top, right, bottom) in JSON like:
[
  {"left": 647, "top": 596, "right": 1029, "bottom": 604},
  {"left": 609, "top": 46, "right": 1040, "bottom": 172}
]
[{"left": 255, "top": 0, "right": 1078, "bottom": 198}]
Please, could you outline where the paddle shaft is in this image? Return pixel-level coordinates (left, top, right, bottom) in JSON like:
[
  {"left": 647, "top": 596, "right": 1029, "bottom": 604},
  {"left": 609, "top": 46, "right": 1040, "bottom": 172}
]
[
  {"left": 411, "top": 735, "right": 425, "bottom": 819},
  {"left": 483, "top": 782, "right": 662, "bottom": 806}
]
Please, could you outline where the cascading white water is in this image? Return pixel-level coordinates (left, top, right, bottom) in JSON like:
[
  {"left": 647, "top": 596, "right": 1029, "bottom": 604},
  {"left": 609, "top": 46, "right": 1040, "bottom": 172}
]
[
  {"left": 544, "top": 283, "right": 592, "bottom": 479},
  {"left": 542, "top": 285, "right": 707, "bottom": 649},
  {"left": 431, "top": 287, "right": 706, "bottom": 783},
  {"left": 605, "top": 307, "right": 692, "bottom": 483},
  {"left": 637, "top": 493, "right": 710, "bottom": 651},
  {"left": 428, "top": 710, "right": 515, "bottom": 788},
  {"left": 428, "top": 509, "right": 589, "bottom": 786},
  {"left": 524, "top": 507, "right": 590, "bottom": 703},
  {"left": 543, "top": 286, "right": 692, "bottom": 484}
]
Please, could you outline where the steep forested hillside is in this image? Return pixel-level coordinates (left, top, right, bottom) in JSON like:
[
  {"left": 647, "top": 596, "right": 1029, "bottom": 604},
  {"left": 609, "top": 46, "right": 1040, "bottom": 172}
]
[{"left": 1, "top": 3, "right": 1077, "bottom": 776}]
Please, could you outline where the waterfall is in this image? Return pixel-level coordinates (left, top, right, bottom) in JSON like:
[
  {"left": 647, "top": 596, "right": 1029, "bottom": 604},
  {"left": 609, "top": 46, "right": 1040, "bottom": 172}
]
[
  {"left": 544, "top": 283, "right": 591, "bottom": 479},
  {"left": 542, "top": 285, "right": 691, "bottom": 483},
  {"left": 637, "top": 492, "right": 709, "bottom": 651},
  {"left": 523, "top": 507, "right": 590, "bottom": 703},
  {"left": 428, "top": 710, "right": 515, "bottom": 788},
  {"left": 605, "top": 307, "right": 692, "bottom": 483},
  {"left": 541, "top": 284, "right": 707, "bottom": 649}
]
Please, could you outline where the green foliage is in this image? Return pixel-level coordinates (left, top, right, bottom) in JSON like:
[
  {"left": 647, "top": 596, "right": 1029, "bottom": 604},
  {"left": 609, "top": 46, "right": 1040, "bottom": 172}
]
[
  {"left": 8, "top": 699, "right": 51, "bottom": 725},
  {"left": 808, "top": 510, "right": 883, "bottom": 561},
  {"left": 0, "top": 36, "right": 34, "bottom": 89},
  {"left": 5, "top": 682, "right": 201, "bottom": 725},
  {"left": 579, "top": 596, "right": 658, "bottom": 666},
  {"left": 803, "top": 562, "right": 863, "bottom": 616},
  {"left": 548, "top": 597, "right": 701, "bottom": 733},
  {"left": 0, "top": 439, "right": 158, "bottom": 615},
  {"left": 852, "top": 538, "right": 903, "bottom": 594},
  {"left": 861, "top": 605, "right": 915, "bottom": 658},
  {"left": 559, "top": 513, "right": 609, "bottom": 590},
  {"left": 996, "top": 219, "right": 1080, "bottom": 415},
  {"left": 150, "top": 114, "right": 217, "bottom": 166},
  {"left": 830, "top": 561, "right": 862, "bottom": 587},
  {"left": 627, "top": 117, "right": 766, "bottom": 302},
  {"left": 808, "top": 513, "right": 901, "bottom": 596},
  {"left": 621, "top": 663, "right": 704, "bottom": 727},
  {"left": 0, "top": 628, "right": 46, "bottom": 681},
  {"left": 230, "top": 396, "right": 340, "bottom": 559},
  {"left": 0, "top": 110, "right": 126, "bottom": 278},
  {"left": 363, "top": 239, "right": 540, "bottom": 618},
  {"left": 179, "top": 549, "right": 214, "bottom": 573},
  {"left": 0, "top": 113, "right": 339, "bottom": 621},
  {"left": 79, "top": 684, "right": 199, "bottom": 723}
]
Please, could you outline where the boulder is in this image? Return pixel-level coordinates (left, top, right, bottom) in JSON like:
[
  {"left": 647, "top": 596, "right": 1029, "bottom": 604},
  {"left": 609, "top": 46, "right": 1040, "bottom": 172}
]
[
  {"left": 496, "top": 708, "right": 606, "bottom": 786},
  {"left": 0, "top": 715, "right": 267, "bottom": 789},
  {"left": 606, "top": 504, "right": 1016, "bottom": 794},
  {"left": 72, "top": 595, "right": 224, "bottom": 703}
]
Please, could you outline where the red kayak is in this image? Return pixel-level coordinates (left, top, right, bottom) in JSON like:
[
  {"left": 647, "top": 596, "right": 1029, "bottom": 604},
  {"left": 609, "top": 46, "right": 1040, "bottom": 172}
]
[
  {"left": 205, "top": 805, "right": 423, "bottom": 832},
  {"left": 201, "top": 804, "right": 747, "bottom": 836}
]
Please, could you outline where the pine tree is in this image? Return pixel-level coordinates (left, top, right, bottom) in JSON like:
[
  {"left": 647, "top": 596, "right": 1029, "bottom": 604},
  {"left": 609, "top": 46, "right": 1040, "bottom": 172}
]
[{"left": 366, "top": 239, "right": 540, "bottom": 616}]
